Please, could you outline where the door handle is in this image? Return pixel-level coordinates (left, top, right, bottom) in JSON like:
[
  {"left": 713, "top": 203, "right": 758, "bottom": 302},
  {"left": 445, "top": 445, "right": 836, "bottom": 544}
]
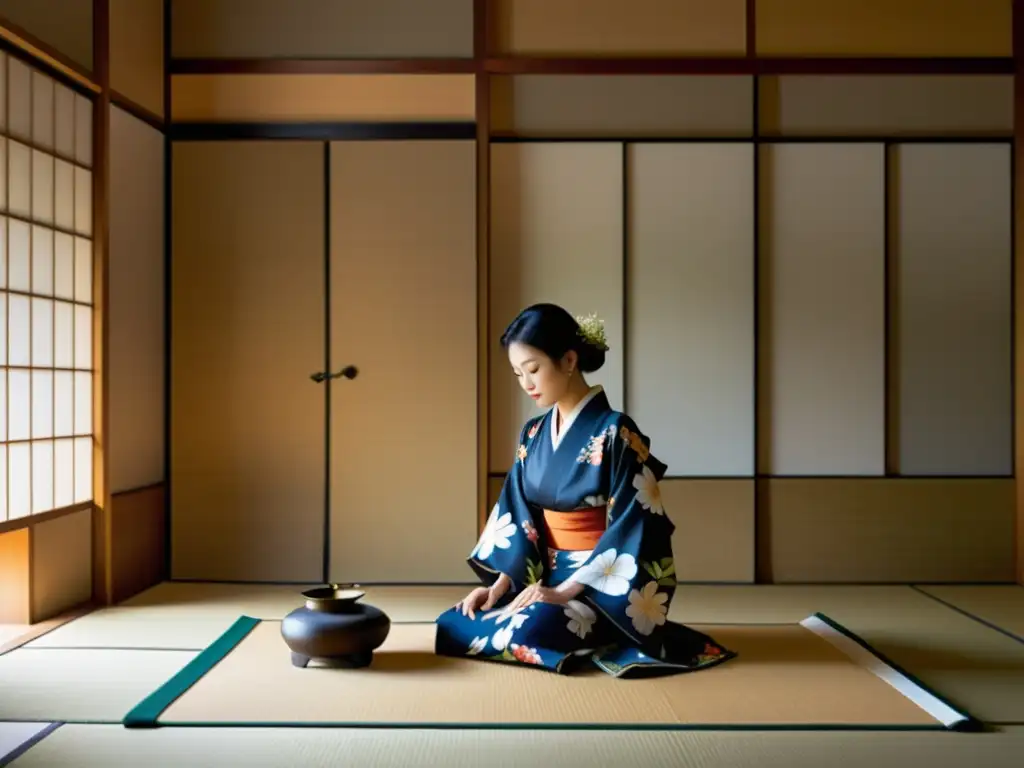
[{"left": 310, "top": 365, "right": 359, "bottom": 383}]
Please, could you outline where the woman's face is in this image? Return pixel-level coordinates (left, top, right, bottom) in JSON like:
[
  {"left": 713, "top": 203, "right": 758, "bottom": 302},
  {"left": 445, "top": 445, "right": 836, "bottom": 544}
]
[{"left": 508, "top": 342, "right": 572, "bottom": 409}]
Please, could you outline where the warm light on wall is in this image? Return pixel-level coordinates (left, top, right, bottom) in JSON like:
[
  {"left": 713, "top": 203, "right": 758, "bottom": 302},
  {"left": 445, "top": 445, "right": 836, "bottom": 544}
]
[{"left": 0, "top": 527, "right": 30, "bottom": 623}]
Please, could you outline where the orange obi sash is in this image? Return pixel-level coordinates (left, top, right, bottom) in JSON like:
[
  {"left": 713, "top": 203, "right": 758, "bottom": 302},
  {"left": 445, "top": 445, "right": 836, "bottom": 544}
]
[{"left": 542, "top": 507, "right": 606, "bottom": 551}]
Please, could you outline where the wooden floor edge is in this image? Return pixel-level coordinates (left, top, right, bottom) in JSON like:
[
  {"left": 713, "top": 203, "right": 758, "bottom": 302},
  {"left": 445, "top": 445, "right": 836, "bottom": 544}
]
[{"left": 0, "top": 602, "right": 96, "bottom": 656}]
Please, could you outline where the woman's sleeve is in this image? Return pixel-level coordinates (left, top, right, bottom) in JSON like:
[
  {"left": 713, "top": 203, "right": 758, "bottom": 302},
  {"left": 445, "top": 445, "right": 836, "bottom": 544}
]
[
  {"left": 567, "top": 417, "right": 677, "bottom": 654},
  {"left": 466, "top": 418, "right": 546, "bottom": 593}
]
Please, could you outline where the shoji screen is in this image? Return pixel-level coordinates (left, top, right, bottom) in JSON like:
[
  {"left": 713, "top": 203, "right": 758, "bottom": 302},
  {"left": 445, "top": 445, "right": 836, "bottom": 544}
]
[
  {"left": 108, "top": 106, "right": 164, "bottom": 496},
  {"left": 1, "top": 54, "right": 94, "bottom": 525},
  {"left": 106, "top": 104, "right": 166, "bottom": 601},
  {"left": 627, "top": 143, "right": 756, "bottom": 582},
  {"left": 892, "top": 143, "right": 1012, "bottom": 477},
  {"left": 758, "top": 143, "right": 887, "bottom": 477},
  {"left": 488, "top": 74, "right": 757, "bottom": 583},
  {"left": 627, "top": 143, "right": 755, "bottom": 477},
  {"left": 757, "top": 74, "right": 1014, "bottom": 583},
  {"left": 0, "top": 52, "right": 95, "bottom": 619},
  {"left": 488, "top": 143, "right": 624, "bottom": 471}
]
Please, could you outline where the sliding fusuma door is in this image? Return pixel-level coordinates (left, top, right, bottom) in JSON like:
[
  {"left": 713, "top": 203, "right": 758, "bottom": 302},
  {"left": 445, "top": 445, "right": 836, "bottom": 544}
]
[
  {"left": 327, "top": 140, "right": 478, "bottom": 583},
  {"left": 170, "top": 141, "right": 326, "bottom": 582}
]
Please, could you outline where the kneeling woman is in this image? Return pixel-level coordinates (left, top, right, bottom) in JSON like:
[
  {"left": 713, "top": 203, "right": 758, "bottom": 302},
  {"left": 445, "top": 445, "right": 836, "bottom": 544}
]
[{"left": 435, "top": 303, "right": 737, "bottom": 678}]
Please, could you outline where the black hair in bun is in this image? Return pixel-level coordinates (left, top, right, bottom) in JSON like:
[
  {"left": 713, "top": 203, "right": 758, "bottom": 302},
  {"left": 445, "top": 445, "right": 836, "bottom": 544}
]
[{"left": 500, "top": 303, "right": 608, "bottom": 374}]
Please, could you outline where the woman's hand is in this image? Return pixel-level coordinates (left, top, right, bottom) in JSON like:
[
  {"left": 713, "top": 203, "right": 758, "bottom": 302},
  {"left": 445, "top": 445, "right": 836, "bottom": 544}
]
[
  {"left": 455, "top": 573, "right": 511, "bottom": 619},
  {"left": 501, "top": 580, "right": 584, "bottom": 616}
]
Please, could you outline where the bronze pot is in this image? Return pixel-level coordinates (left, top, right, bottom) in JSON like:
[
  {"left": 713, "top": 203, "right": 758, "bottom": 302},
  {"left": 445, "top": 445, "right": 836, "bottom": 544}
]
[{"left": 280, "top": 585, "right": 391, "bottom": 668}]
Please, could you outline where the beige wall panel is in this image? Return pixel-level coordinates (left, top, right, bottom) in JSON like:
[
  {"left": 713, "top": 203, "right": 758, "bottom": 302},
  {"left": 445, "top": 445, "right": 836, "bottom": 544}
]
[
  {"left": 110, "top": 485, "right": 166, "bottom": 603},
  {"left": 760, "top": 76, "right": 1013, "bottom": 137},
  {"left": 7, "top": 55, "right": 29, "bottom": 141},
  {"left": 31, "top": 508, "right": 92, "bottom": 620},
  {"left": 171, "top": 74, "right": 475, "bottom": 124},
  {"left": 487, "top": 476, "right": 504, "bottom": 512},
  {"left": 764, "top": 479, "right": 1015, "bottom": 582},
  {"left": 110, "top": 0, "right": 164, "bottom": 118},
  {"left": 108, "top": 107, "right": 165, "bottom": 494},
  {"left": 328, "top": 140, "right": 477, "bottom": 583},
  {"left": 756, "top": 0, "right": 1012, "bottom": 57},
  {"left": 628, "top": 144, "right": 754, "bottom": 476},
  {"left": 494, "top": 0, "right": 746, "bottom": 56},
  {"left": 492, "top": 76, "right": 753, "bottom": 138},
  {"left": 894, "top": 144, "right": 1013, "bottom": 476},
  {"left": 662, "top": 480, "right": 754, "bottom": 583},
  {"left": 171, "top": 0, "right": 473, "bottom": 59},
  {"left": 489, "top": 143, "right": 624, "bottom": 471},
  {"left": 759, "top": 144, "right": 886, "bottom": 476},
  {"left": 0, "top": 0, "right": 92, "bottom": 71},
  {"left": 171, "top": 141, "right": 324, "bottom": 582}
]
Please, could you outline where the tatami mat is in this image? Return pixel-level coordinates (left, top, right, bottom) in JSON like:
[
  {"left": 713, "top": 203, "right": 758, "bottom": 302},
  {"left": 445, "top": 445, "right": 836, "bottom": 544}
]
[
  {"left": 0, "top": 722, "right": 53, "bottom": 764},
  {"left": 118, "top": 582, "right": 324, "bottom": 617},
  {"left": 0, "top": 625, "right": 30, "bottom": 647},
  {"left": 6, "top": 581, "right": 1024, "bottom": 758},
  {"left": 14, "top": 584, "right": 471, "bottom": 652},
  {"left": 144, "top": 620, "right": 948, "bottom": 729},
  {"left": 119, "top": 582, "right": 470, "bottom": 623},
  {"left": 0, "top": 648, "right": 196, "bottom": 723},
  {"left": 674, "top": 585, "right": 960, "bottom": 624},
  {"left": 23, "top": 607, "right": 237, "bottom": 651},
  {"left": 9, "top": 724, "right": 1024, "bottom": 768},
  {"left": 131, "top": 582, "right": 1003, "bottom": 633},
  {"left": 915, "top": 586, "right": 1024, "bottom": 641},
  {"left": 110, "top": 583, "right": 1024, "bottom": 725},
  {"left": 0, "top": 606, "right": 98, "bottom": 655},
  {"left": 670, "top": 585, "right": 1024, "bottom": 724}
]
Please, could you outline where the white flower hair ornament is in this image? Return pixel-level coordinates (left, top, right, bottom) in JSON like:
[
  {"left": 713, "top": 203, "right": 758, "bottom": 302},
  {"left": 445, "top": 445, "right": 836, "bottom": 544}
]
[{"left": 575, "top": 313, "right": 609, "bottom": 351}]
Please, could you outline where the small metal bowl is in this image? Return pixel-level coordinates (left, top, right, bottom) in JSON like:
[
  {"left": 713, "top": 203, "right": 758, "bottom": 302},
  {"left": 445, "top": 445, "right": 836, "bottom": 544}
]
[{"left": 300, "top": 584, "right": 364, "bottom": 612}]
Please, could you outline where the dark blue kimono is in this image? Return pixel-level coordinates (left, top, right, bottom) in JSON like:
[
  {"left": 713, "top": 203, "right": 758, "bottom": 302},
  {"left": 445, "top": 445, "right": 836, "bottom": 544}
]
[{"left": 435, "top": 387, "right": 737, "bottom": 677}]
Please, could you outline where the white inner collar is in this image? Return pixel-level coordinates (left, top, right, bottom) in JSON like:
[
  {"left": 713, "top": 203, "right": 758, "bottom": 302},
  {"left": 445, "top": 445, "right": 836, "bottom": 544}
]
[{"left": 551, "top": 385, "right": 603, "bottom": 450}]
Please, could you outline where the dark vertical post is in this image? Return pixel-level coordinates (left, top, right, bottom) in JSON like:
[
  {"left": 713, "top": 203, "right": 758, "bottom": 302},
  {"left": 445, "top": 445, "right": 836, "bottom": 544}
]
[
  {"left": 322, "top": 141, "right": 332, "bottom": 584},
  {"left": 1012, "top": 0, "right": 1023, "bottom": 585},
  {"left": 162, "top": 0, "right": 173, "bottom": 584},
  {"left": 748, "top": 0, "right": 767, "bottom": 583},
  {"left": 621, "top": 143, "right": 629, "bottom": 413},
  {"left": 91, "top": 0, "right": 112, "bottom": 605},
  {"left": 884, "top": 142, "right": 898, "bottom": 477},
  {"left": 475, "top": 0, "right": 492, "bottom": 535}
]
